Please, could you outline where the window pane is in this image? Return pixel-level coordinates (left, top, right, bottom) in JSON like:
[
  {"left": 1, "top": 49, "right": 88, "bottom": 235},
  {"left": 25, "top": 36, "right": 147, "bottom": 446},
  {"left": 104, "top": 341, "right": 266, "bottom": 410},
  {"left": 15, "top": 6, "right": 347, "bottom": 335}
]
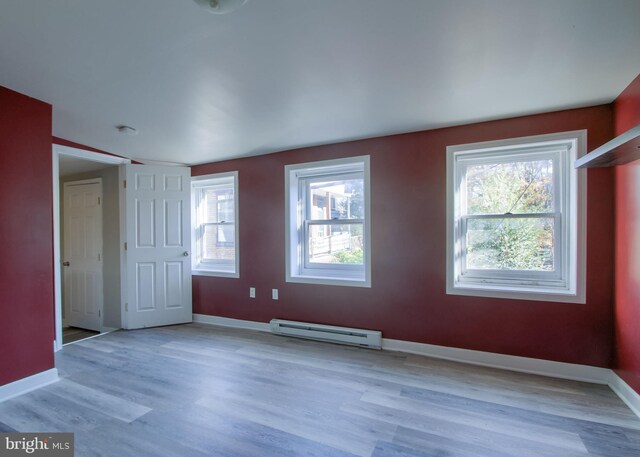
[
  {"left": 466, "top": 217, "right": 554, "bottom": 271},
  {"left": 203, "top": 224, "right": 235, "bottom": 261},
  {"left": 308, "top": 223, "right": 364, "bottom": 265},
  {"left": 203, "top": 188, "right": 234, "bottom": 223},
  {"left": 466, "top": 160, "right": 553, "bottom": 215},
  {"left": 309, "top": 178, "right": 364, "bottom": 220}
]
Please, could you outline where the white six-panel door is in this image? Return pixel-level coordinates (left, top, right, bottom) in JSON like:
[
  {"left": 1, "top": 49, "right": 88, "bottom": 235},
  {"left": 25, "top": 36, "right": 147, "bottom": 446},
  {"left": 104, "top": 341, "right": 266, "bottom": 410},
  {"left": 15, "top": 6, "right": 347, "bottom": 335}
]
[
  {"left": 63, "top": 180, "right": 103, "bottom": 332},
  {"left": 124, "top": 165, "right": 192, "bottom": 329}
]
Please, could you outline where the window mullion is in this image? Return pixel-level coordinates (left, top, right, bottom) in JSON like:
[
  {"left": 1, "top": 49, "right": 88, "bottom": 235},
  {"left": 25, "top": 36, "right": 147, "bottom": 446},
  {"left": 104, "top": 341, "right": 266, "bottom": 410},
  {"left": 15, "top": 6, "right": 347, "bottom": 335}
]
[
  {"left": 463, "top": 212, "right": 556, "bottom": 220},
  {"left": 306, "top": 219, "right": 365, "bottom": 225}
]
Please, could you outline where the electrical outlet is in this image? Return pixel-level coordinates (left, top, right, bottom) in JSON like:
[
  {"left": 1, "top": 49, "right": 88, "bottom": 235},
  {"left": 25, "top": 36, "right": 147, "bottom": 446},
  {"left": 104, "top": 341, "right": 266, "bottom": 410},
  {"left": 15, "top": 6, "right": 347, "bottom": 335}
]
[
  {"left": 272, "top": 289, "right": 278, "bottom": 300},
  {"left": 249, "top": 287, "right": 256, "bottom": 298}
]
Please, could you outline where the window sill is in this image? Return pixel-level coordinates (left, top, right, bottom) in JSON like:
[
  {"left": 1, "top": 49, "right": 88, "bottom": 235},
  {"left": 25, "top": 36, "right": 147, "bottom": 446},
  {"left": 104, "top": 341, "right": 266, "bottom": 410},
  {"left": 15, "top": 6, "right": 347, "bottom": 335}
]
[
  {"left": 447, "top": 282, "right": 585, "bottom": 304},
  {"left": 287, "top": 274, "right": 370, "bottom": 288},
  {"left": 192, "top": 269, "right": 239, "bottom": 279}
]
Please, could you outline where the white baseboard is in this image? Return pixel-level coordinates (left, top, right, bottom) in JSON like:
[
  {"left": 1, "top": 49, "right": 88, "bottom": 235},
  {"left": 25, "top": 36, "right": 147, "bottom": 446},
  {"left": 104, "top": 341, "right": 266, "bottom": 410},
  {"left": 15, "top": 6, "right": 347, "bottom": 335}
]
[
  {"left": 609, "top": 371, "right": 640, "bottom": 418},
  {"left": 0, "top": 368, "right": 59, "bottom": 403},
  {"left": 192, "top": 314, "right": 639, "bottom": 418},
  {"left": 382, "top": 338, "right": 610, "bottom": 384},
  {"left": 193, "top": 314, "right": 270, "bottom": 332}
]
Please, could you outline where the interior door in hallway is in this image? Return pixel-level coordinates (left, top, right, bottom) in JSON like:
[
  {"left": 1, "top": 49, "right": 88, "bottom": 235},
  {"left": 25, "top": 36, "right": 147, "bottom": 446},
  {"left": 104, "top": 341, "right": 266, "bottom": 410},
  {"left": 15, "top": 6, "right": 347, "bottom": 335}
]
[
  {"left": 124, "top": 165, "right": 192, "bottom": 329},
  {"left": 63, "top": 179, "right": 103, "bottom": 332}
]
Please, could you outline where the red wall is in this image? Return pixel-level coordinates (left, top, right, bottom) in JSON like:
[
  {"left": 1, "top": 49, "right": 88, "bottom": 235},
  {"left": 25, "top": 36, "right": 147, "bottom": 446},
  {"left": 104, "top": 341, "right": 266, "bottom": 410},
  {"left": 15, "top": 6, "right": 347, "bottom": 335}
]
[
  {"left": 614, "top": 73, "right": 640, "bottom": 393},
  {"left": 193, "top": 105, "right": 615, "bottom": 367},
  {"left": 0, "top": 87, "right": 55, "bottom": 386}
]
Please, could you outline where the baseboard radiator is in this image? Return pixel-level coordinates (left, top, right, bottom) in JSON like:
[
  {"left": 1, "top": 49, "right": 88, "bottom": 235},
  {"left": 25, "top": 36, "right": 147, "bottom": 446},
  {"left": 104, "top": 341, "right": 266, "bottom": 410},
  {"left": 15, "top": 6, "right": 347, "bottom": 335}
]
[{"left": 270, "top": 319, "right": 382, "bottom": 349}]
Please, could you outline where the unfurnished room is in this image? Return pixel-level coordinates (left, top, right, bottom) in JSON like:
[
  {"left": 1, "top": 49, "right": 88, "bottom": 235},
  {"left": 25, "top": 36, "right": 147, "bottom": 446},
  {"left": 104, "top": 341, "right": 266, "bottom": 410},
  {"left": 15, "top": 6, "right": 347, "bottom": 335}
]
[{"left": 1, "top": 0, "right": 640, "bottom": 456}]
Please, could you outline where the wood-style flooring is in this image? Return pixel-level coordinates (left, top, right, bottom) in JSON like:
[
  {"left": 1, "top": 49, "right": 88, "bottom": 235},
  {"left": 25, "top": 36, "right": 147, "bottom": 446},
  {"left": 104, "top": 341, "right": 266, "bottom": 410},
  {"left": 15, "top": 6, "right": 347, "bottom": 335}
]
[
  {"left": 63, "top": 326, "right": 100, "bottom": 345},
  {"left": 0, "top": 323, "right": 639, "bottom": 456}
]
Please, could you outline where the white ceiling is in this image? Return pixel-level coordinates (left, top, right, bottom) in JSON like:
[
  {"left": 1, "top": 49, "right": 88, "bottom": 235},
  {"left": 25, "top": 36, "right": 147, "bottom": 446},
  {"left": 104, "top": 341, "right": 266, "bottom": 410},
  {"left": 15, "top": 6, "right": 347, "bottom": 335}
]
[{"left": 1, "top": 0, "right": 639, "bottom": 165}]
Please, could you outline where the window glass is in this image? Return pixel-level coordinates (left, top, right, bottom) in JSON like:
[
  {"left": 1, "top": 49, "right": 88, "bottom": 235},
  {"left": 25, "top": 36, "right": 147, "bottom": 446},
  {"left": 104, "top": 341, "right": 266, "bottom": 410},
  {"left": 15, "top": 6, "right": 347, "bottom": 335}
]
[
  {"left": 465, "top": 159, "right": 554, "bottom": 215},
  {"left": 465, "top": 217, "right": 555, "bottom": 271},
  {"left": 308, "top": 178, "right": 364, "bottom": 220},
  {"left": 307, "top": 223, "right": 364, "bottom": 265}
]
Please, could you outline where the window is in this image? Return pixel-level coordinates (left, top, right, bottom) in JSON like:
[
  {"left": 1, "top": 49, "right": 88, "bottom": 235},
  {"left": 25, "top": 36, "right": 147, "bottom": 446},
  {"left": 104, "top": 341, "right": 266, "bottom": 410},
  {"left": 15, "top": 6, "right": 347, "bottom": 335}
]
[
  {"left": 446, "top": 131, "right": 586, "bottom": 303},
  {"left": 286, "top": 156, "right": 371, "bottom": 287},
  {"left": 191, "top": 172, "right": 239, "bottom": 277}
]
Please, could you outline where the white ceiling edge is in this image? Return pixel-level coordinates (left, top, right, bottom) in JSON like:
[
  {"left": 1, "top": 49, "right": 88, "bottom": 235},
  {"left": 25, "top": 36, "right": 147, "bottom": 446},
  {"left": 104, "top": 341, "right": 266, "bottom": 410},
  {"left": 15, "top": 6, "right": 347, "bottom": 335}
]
[
  {"left": 185, "top": 96, "right": 617, "bottom": 166},
  {"left": 55, "top": 94, "right": 617, "bottom": 167}
]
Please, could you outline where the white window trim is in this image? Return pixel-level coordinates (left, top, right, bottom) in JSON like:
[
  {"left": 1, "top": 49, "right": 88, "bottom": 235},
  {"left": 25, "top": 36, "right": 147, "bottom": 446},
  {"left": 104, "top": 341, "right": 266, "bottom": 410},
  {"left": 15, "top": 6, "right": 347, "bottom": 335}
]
[
  {"left": 285, "top": 156, "right": 371, "bottom": 287},
  {"left": 446, "top": 131, "right": 587, "bottom": 303},
  {"left": 191, "top": 171, "right": 239, "bottom": 278}
]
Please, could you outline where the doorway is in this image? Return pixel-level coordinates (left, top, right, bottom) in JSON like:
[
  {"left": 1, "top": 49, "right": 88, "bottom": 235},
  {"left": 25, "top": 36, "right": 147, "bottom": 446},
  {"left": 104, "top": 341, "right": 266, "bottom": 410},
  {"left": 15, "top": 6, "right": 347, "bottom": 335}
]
[{"left": 53, "top": 144, "right": 131, "bottom": 350}]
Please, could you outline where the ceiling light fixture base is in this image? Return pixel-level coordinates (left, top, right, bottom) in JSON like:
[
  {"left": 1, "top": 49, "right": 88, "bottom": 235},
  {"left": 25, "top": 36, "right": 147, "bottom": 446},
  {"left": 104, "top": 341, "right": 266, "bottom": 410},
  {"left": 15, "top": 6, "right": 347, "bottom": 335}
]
[
  {"left": 192, "top": 0, "right": 248, "bottom": 15},
  {"left": 116, "top": 125, "right": 138, "bottom": 136}
]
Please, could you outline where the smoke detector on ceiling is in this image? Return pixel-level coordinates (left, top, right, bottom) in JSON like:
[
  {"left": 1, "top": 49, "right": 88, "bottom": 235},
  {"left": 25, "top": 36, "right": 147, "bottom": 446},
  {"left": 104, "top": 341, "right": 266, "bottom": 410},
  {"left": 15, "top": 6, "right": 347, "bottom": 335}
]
[{"left": 193, "top": 0, "right": 248, "bottom": 15}]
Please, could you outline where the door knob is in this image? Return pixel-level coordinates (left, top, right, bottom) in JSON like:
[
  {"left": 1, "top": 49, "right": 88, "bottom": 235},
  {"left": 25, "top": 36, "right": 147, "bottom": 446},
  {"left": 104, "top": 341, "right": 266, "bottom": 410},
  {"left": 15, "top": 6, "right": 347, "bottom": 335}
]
[
  {"left": 183, "top": 251, "right": 189, "bottom": 257},
  {"left": 62, "top": 261, "right": 70, "bottom": 266}
]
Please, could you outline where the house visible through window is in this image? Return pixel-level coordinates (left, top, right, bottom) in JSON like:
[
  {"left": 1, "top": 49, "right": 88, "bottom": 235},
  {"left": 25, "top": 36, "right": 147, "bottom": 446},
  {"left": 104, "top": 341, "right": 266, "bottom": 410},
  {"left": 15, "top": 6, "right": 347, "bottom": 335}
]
[
  {"left": 446, "top": 131, "right": 586, "bottom": 303},
  {"left": 286, "top": 156, "right": 371, "bottom": 287},
  {"left": 191, "top": 172, "right": 239, "bottom": 277}
]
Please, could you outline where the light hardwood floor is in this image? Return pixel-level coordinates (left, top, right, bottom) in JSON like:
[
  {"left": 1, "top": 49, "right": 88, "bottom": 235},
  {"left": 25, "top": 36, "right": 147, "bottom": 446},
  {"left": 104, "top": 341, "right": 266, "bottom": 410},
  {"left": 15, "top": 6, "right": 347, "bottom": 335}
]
[{"left": 1, "top": 323, "right": 639, "bottom": 456}]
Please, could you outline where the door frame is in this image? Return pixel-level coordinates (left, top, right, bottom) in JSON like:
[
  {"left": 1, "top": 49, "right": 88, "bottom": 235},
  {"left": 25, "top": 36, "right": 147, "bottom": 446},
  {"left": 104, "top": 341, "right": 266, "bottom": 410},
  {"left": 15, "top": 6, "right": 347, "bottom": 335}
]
[{"left": 52, "top": 144, "right": 131, "bottom": 351}]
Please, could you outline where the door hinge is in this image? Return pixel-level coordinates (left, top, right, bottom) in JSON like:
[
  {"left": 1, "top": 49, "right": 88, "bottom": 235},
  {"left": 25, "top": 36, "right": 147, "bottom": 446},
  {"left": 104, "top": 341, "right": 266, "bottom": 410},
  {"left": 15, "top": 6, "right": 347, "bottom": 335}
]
[
  {"left": 123, "top": 180, "right": 127, "bottom": 189},
  {"left": 124, "top": 242, "right": 128, "bottom": 251},
  {"left": 99, "top": 309, "right": 101, "bottom": 318},
  {"left": 98, "top": 196, "right": 101, "bottom": 205},
  {"left": 98, "top": 253, "right": 101, "bottom": 261},
  {"left": 125, "top": 303, "right": 128, "bottom": 312}
]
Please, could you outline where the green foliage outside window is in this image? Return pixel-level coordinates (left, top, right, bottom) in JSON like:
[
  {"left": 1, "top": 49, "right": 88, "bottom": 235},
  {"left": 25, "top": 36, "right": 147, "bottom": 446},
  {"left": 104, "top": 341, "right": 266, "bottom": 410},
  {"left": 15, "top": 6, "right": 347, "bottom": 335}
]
[
  {"left": 465, "top": 160, "right": 555, "bottom": 272},
  {"left": 332, "top": 248, "right": 364, "bottom": 264}
]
